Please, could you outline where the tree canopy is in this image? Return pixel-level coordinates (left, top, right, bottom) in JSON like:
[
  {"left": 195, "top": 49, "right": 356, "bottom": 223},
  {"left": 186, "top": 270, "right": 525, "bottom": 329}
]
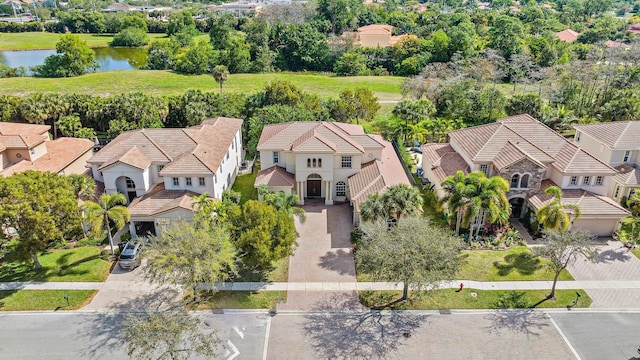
[{"left": 32, "top": 33, "right": 97, "bottom": 77}]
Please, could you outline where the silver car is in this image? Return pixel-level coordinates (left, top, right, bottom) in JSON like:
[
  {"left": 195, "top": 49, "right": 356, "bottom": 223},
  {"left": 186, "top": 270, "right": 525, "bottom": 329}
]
[{"left": 118, "top": 241, "right": 143, "bottom": 270}]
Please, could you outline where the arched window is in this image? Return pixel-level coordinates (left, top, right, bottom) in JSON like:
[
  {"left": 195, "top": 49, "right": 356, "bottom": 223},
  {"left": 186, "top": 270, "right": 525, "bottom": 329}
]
[
  {"left": 336, "top": 181, "right": 346, "bottom": 196},
  {"left": 520, "top": 174, "right": 530, "bottom": 188},
  {"left": 307, "top": 158, "right": 311, "bottom": 167},
  {"left": 313, "top": 158, "right": 317, "bottom": 167},
  {"left": 510, "top": 174, "right": 520, "bottom": 188},
  {"left": 318, "top": 158, "right": 322, "bottom": 167}
]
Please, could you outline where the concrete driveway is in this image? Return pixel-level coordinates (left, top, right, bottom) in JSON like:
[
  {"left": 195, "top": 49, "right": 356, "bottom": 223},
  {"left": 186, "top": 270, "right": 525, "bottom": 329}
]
[
  {"left": 280, "top": 203, "right": 362, "bottom": 311},
  {"left": 568, "top": 239, "right": 640, "bottom": 308}
]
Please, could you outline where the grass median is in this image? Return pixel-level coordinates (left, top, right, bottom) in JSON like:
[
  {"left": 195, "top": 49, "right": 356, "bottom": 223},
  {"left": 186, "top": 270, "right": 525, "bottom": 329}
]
[
  {"left": 191, "top": 291, "right": 287, "bottom": 310},
  {"left": 0, "top": 32, "right": 169, "bottom": 50},
  {"left": 0, "top": 290, "right": 97, "bottom": 311}
]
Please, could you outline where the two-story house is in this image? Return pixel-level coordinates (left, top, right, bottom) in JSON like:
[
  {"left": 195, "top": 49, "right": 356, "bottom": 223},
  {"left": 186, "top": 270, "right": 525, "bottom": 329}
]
[
  {"left": 574, "top": 121, "right": 640, "bottom": 203},
  {"left": 421, "top": 114, "right": 628, "bottom": 236},
  {"left": 88, "top": 117, "right": 243, "bottom": 238},
  {"left": 254, "top": 121, "right": 411, "bottom": 224},
  {"left": 0, "top": 122, "right": 94, "bottom": 177}
]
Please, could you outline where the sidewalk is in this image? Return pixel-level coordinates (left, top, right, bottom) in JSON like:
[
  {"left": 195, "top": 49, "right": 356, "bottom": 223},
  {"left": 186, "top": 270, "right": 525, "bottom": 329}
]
[{"left": 4, "top": 280, "right": 640, "bottom": 291}]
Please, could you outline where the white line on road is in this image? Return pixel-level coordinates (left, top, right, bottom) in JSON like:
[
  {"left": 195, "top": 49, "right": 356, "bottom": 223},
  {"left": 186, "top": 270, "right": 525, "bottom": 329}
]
[
  {"left": 227, "top": 339, "right": 240, "bottom": 360},
  {"left": 233, "top": 326, "right": 244, "bottom": 339},
  {"left": 549, "top": 315, "right": 582, "bottom": 360},
  {"left": 262, "top": 315, "right": 272, "bottom": 360}
]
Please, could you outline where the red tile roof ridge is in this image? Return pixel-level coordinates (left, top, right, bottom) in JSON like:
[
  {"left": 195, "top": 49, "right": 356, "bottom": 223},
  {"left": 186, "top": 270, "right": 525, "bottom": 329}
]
[{"left": 141, "top": 129, "right": 174, "bottom": 161}]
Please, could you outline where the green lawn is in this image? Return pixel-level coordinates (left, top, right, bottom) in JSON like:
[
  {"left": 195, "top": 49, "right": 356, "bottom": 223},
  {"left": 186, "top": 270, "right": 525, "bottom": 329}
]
[
  {"left": 632, "top": 249, "right": 640, "bottom": 260},
  {"left": 234, "top": 256, "right": 289, "bottom": 283},
  {"left": 0, "top": 290, "right": 97, "bottom": 311},
  {"left": 194, "top": 291, "right": 287, "bottom": 310},
  {"left": 0, "top": 32, "right": 169, "bottom": 50},
  {"left": 0, "top": 246, "right": 112, "bottom": 282},
  {"left": 456, "top": 246, "right": 574, "bottom": 281},
  {"left": 232, "top": 164, "right": 259, "bottom": 205},
  {"left": 0, "top": 70, "right": 404, "bottom": 99},
  {"left": 359, "top": 289, "right": 591, "bottom": 310}
]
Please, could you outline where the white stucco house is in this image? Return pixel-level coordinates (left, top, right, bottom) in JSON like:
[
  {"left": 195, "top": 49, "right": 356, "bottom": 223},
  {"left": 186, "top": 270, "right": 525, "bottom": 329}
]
[
  {"left": 421, "top": 114, "right": 629, "bottom": 237},
  {"left": 254, "top": 121, "right": 411, "bottom": 224},
  {"left": 88, "top": 117, "right": 243, "bottom": 238}
]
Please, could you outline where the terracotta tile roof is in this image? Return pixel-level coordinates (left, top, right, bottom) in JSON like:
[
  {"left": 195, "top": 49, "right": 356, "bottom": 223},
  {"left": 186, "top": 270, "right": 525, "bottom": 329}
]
[
  {"left": 613, "top": 164, "right": 640, "bottom": 186},
  {"left": 604, "top": 40, "right": 630, "bottom": 49},
  {"left": 528, "top": 180, "right": 628, "bottom": 216},
  {"left": 0, "top": 122, "right": 50, "bottom": 149},
  {"left": 627, "top": 23, "right": 640, "bottom": 34},
  {"left": 574, "top": 121, "right": 640, "bottom": 149},
  {"left": 348, "top": 135, "right": 411, "bottom": 211},
  {"left": 99, "top": 146, "right": 151, "bottom": 171},
  {"left": 420, "top": 143, "right": 470, "bottom": 184},
  {"left": 90, "top": 117, "right": 243, "bottom": 174},
  {"left": 1, "top": 137, "right": 93, "bottom": 176},
  {"left": 493, "top": 141, "right": 546, "bottom": 170},
  {"left": 254, "top": 165, "right": 296, "bottom": 187},
  {"left": 448, "top": 114, "right": 614, "bottom": 175},
  {"left": 127, "top": 183, "right": 200, "bottom": 217},
  {"left": 257, "top": 122, "right": 382, "bottom": 154},
  {"left": 358, "top": 24, "right": 393, "bottom": 34},
  {"left": 555, "top": 29, "right": 579, "bottom": 43}
]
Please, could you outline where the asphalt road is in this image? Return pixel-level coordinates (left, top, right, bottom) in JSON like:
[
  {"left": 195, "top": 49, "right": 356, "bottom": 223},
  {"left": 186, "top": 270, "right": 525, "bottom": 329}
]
[
  {"left": 549, "top": 311, "right": 640, "bottom": 360},
  {"left": 0, "top": 311, "right": 270, "bottom": 360}
]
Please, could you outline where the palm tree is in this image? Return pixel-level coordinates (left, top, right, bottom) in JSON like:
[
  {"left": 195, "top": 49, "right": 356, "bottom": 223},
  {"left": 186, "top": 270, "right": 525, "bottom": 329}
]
[
  {"left": 67, "top": 174, "right": 96, "bottom": 201},
  {"left": 382, "top": 184, "right": 422, "bottom": 222},
  {"left": 536, "top": 186, "right": 581, "bottom": 231},
  {"left": 359, "top": 193, "right": 387, "bottom": 223},
  {"left": 264, "top": 191, "right": 306, "bottom": 223},
  {"left": 442, "top": 170, "right": 472, "bottom": 235},
  {"left": 212, "top": 65, "right": 229, "bottom": 94},
  {"left": 467, "top": 174, "right": 510, "bottom": 238},
  {"left": 626, "top": 192, "right": 640, "bottom": 216},
  {"left": 83, "top": 193, "right": 131, "bottom": 255}
]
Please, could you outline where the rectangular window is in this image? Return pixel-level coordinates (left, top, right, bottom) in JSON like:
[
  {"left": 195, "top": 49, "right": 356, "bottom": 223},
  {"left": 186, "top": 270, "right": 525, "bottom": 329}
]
[
  {"left": 595, "top": 176, "right": 603, "bottom": 186},
  {"left": 226, "top": 150, "right": 229, "bottom": 160},
  {"left": 575, "top": 132, "right": 580, "bottom": 142},
  {"left": 336, "top": 181, "right": 346, "bottom": 196},
  {"left": 186, "top": 177, "right": 192, "bottom": 186},
  {"left": 157, "top": 164, "right": 164, "bottom": 173},
  {"left": 624, "top": 150, "right": 631, "bottom": 162},
  {"left": 30, "top": 149, "right": 35, "bottom": 155},
  {"left": 582, "top": 176, "right": 591, "bottom": 185},
  {"left": 126, "top": 179, "right": 135, "bottom": 189},
  {"left": 341, "top": 156, "right": 352, "bottom": 168},
  {"left": 480, "top": 164, "right": 488, "bottom": 176},
  {"left": 199, "top": 177, "right": 205, "bottom": 186},
  {"left": 614, "top": 185, "right": 621, "bottom": 198},
  {"left": 172, "top": 177, "right": 179, "bottom": 186},
  {"left": 273, "top": 151, "right": 279, "bottom": 164},
  {"left": 570, "top": 176, "right": 578, "bottom": 185}
]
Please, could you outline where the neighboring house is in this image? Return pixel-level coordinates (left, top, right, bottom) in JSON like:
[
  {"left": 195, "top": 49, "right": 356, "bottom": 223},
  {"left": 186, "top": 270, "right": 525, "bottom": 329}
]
[
  {"left": 555, "top": 29, "right": 579, "bottom": 43},
  {"left": 421, "top": 114, "right": 628, "bottom": 236},
  {"left": 0, "top": 122, "right": 94, "bottom": 177},
  {"left": 627, "top": 23, "right": 640, "bottom": 35},
  {"left": 88, "top": 117, "right": 243, "bottom": 238},
  {"left": 574, "top": 121, "right": 640, "bottom": 203},
  {"left": 344, "top": 24, "right": 405, "bottom": 48},
  {"left": 102, "top": 3, "right": 134, "bottom": 12},
  {"left": 604, "top": 40, "right": 630, "bottom": 49},
  {"left": 254, "top": 121, "right": 411, "bottom": 224}
]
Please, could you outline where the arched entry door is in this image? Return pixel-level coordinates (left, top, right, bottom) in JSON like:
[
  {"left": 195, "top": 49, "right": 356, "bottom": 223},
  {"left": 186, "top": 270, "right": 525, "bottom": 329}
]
[
  {"left": 509, "top": 197, "right": 525, "bottom": 218},
  {"left": 116, "top": 176, "right": 137, "bottom": 203},
  {"left": 307, "top": 173, "right": 322, "bottom": 198}
]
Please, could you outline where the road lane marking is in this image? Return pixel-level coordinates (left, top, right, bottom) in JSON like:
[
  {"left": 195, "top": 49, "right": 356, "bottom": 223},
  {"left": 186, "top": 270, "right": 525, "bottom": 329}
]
[
  {"left": 549, "top": 315, "right": 582, "bottom": 360},
  {"left": 263, "top": 315, "right": 272, "bottom": 360},
  {"left": 233, "top": 326, "right": 245, "bottom": 339},
  {"left": 227, "top": 339, "right": 240, "bottom": 360}
]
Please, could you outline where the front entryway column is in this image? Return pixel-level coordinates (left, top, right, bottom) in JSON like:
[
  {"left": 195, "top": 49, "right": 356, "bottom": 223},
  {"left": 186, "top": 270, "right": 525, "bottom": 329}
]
[
  {"left": 325, "top": 180, "right": 333, "bottom": 205},
  {"left": 298, "top": 181, "right": 304, "bottom": 205}
]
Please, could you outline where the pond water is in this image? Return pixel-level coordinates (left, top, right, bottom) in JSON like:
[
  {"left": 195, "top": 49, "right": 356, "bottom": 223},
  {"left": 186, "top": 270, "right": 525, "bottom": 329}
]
[{"left": 0, "top": 47, "right": 148, "bottom": 74}]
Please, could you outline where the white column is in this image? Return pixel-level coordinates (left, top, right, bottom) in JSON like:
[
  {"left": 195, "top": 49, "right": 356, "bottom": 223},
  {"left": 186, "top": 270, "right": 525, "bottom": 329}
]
[
  {"left": 299, "top": 181, "right": 304, "bottom": 205},
  {"left": 325, "top": 180, "right": 332, "bottom": 205}
]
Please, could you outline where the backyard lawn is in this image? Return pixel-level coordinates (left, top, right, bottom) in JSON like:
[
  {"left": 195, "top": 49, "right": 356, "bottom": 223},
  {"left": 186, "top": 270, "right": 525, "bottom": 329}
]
[
  {"left": 0, "top": 246, "right": 112, "bottom": 282},
  {"left": 0, "top": 70, "right": 404, "bottom": 99},
  {"left": 232, "top": 164, "right": 259, "bottom": 205},
  {"left": 0, "top": 32, "right": 169, "bottom": 50},
  {"left": 193, "top": 290, "right": 287, "bottom": 310},
  {"left": 0, "top": 290, "right": 97, "bottom": 311},
  {"left": 456, "top": 246, "right": 574, "bottom": 281},
  {"left": 359, "top": 289, "right": 592, "bottom": 310}
]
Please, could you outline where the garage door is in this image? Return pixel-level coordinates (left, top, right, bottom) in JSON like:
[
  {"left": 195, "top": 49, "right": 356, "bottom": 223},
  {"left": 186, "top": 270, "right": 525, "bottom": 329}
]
[{"left": 572, "top": 218, "right": 618, "bottom": 237}]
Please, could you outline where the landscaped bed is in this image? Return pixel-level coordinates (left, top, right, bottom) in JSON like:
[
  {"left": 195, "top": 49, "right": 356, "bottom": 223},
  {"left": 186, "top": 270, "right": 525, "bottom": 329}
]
[
  {"left": 0, "top": 246, "right": 112, "bottom": 282},
  {"left": 192, "top": 291, "right": 287, "bottom": 310},
  {"left": 0, "top": 290, "right": 97, "bottom": 311},
  {"left": 359, "top": 289, "right": 591, "bottom": 310}
]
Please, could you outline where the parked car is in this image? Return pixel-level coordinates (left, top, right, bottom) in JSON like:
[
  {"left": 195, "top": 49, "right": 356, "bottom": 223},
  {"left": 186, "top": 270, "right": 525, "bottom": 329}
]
[{"left": 118, "top": 241, "right": 143, "bottom": 270}]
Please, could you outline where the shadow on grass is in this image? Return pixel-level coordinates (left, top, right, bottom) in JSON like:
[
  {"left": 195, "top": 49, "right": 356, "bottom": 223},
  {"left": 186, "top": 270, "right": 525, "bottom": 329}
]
[
  {"left": 0, "top": 250, "right": 102, "bottom": 282},
  {"left": 302, "top": 292, "right": 427, "bottom": 359},
  {"left": 493, "top": 252, "right": 542, "bottom": 276},
  {"left": 0, "top": 289, "right": 17, "bottom": 309}
]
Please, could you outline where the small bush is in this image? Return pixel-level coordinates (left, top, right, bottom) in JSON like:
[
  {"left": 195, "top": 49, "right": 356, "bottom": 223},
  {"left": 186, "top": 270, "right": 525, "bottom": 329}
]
[{"left": 494, "top": 291, "right": 529, "bottom": 309}]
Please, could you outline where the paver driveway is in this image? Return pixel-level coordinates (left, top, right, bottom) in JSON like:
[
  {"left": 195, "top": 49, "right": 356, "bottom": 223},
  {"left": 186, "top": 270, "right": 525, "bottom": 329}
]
[
  {"left": 280, "top": 203, "right": 362, "bottom": 311},
  {"left": 567, "top": 239, "right": 640, "bottom": 308}
]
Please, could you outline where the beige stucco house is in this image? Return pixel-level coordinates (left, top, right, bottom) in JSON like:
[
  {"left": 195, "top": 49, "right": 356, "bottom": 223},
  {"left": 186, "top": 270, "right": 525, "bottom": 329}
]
[
  {"left": 88, "top": 117, "right": 243, "bottom": 238},
  {"left": 342, "top": 24, "right": 405, "bottom": 48},
  {"left": 421, "top": 114, "right": 628, "bottom": 237},
  {"left": 0, "top": 122, "right": 94, "bottom": 177},
  {"left": 254, "top": 121, "right": 411, "bottom": 224},
  {"left": 574, "top": 121, "right": 640, "bottom": 204}
]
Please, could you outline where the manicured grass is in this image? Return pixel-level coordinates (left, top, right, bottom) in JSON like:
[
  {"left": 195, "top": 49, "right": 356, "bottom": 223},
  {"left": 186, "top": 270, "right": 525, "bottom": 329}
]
[
  {"left": 0, "top": 32, "right": 169, "bottom": 50},
  {"left": 359, "top": 289, "right": 592, "bottom": 310},
  {"left": 456, "top": 246, "right": 574, "bottom": 281},
  {"left": 0, "top": 290, "right": 97, "bottom": 311},
  {"left": 232, "top": 163, "right": 259, "bottom": 205},
  {"left": 632, "top": 249, "right": 640, "bottom": 260},
  {"left": 0, "top": 246, "right": 112, "bottom": 282},
  {"left": 193, "top": 291, "right": 287, "bottom": 310},
  {"left": 235, "top": 257, "right": 289, "bottom": 283},
  {"left": 0, "top": 70, "right": 404, "bottom": 99}
]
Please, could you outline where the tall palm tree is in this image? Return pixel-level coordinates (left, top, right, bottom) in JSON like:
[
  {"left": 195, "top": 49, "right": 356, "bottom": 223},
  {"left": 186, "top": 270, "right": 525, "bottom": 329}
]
[
  {"left": 83, "top": 193, "right": 131, "bottom": 255},
  {"left": 382, "top": 184, "right": 422, "bottom": 222},
  {"left": 67, "top": 174, "right": 96, "bottom": 201},
  {"left": 467, "top": 174, "right": 510, "bottom": 238},
  {"left": 359, "top": 193, "right": 387, "bottom": 223},
  {"left": 212, "top": 65, "right": 229, "bottom": 94},
  {"left": 536, "top": 186, "right": 581, "bottom": 231},
  {"left": 264, "top": 192, "right": 306, "bottom": 223},
  {"left": 442, "top": 170, "right": 472, "bottom": 235}
]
